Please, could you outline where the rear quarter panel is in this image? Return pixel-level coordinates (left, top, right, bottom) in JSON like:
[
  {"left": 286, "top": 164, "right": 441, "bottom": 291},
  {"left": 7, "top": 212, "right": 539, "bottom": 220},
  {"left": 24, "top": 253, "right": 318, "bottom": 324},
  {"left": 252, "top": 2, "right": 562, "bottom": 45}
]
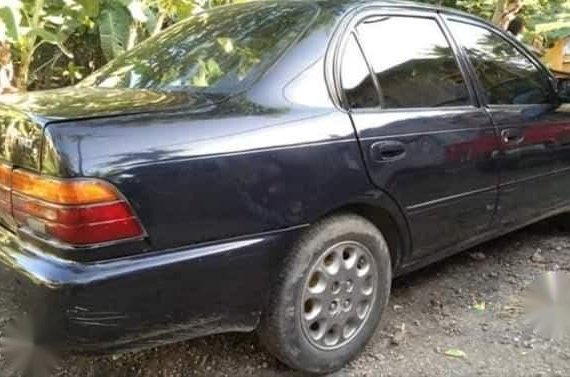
[{"left": 44, "top": 98, "right": 371, "bottom": 251}]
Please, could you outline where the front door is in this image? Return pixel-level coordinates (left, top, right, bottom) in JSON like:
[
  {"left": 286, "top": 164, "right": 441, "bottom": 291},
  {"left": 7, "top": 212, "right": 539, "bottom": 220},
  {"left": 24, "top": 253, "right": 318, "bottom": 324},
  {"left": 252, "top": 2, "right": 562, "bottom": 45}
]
[
  {"left": 338, "top": 11, "right": 500, "bottom": 258},
  {"left": 447, "top": 19, "right": 570, "bottom": 227}
]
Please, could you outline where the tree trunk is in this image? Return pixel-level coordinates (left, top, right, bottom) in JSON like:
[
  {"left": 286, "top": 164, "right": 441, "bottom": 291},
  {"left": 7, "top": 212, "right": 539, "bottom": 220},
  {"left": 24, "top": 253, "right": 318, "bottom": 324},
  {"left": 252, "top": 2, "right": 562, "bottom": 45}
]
[
  {"left": 127, "top": 23, "right": 139, "bottom": 51},
  {"left": 492, "top": 0, "right": 508, "bottom": 25},
  {"left": 492, "top": 0, "right": 524, "bottom": 30},
  {"left": 152, "top": 13, "right": 167, "bottom": 36},
  {"left": 15, "top": 48, "right": 32, "bottom": 90}
]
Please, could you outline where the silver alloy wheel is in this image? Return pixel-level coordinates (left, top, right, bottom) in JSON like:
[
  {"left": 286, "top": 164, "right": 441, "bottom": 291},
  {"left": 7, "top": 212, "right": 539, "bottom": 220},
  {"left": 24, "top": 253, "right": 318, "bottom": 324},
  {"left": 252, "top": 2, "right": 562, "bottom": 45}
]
[{"left": 300, "top": 241, "right": 378, "bottom": 350}]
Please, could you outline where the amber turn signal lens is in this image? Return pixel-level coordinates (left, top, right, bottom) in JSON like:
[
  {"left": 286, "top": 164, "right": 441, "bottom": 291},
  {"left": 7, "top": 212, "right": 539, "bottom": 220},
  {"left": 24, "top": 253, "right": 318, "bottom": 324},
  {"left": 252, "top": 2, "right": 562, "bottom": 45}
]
[
  {"left": 0, "top": 164, "right": 11, "bottom": 188},
  {"left": 12, "top": 170, "right": 119, "bottom": 205}
]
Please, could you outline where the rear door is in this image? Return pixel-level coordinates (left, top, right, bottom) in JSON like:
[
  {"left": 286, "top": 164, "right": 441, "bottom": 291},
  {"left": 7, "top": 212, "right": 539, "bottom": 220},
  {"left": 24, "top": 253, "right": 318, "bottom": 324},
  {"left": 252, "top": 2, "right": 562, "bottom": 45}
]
[
  {"left": 337, "top": 9, "right": 500, "bottom": 258},
  {"left": 446, "top": 18, "right": 570, "bottom": 227}
]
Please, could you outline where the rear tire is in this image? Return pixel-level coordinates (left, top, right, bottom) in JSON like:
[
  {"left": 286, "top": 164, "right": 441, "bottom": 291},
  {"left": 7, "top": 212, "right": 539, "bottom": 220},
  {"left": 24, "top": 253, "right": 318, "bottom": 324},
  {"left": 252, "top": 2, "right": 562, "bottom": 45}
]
[
  {"left": 259, "top": 214, "right": 392, "bottom": 374},
  {"left": 550, "top": 213, "right": 570, "bottom": 231}
]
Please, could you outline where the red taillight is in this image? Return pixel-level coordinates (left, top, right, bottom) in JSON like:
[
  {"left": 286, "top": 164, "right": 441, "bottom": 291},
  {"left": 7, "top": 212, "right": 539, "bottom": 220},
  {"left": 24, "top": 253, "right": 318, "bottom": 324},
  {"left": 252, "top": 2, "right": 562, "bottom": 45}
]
[
  {"left": 46, "top": 218, "right": 143, "bottom": 245},
  {"left": 1, "top": 166, "right": 144, "bottom": 246}
]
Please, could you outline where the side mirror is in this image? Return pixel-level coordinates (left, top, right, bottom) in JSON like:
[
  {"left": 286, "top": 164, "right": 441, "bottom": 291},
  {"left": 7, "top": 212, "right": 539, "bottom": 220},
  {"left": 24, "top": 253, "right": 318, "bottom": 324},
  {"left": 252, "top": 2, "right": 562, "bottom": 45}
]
[{"left": 557, "top": 78, "right": 570, "bottom": 103}]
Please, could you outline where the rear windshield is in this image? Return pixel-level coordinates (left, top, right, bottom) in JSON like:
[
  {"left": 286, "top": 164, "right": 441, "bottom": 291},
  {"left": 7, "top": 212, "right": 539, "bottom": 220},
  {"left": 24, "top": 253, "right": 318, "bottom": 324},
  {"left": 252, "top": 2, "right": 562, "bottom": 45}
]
[{"left": 80, "top": 2, "right": 317, "bottom": 94}]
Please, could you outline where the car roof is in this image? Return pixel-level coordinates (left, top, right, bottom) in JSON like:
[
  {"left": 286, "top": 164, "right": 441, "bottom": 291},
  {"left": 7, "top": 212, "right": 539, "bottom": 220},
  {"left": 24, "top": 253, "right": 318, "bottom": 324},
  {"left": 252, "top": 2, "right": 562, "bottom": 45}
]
[
  {"left": 311, "top": 0, "right": 491, "bottom": 26},
  {"left": 218, "top": 0, "right": 493, "bottom": 31}
]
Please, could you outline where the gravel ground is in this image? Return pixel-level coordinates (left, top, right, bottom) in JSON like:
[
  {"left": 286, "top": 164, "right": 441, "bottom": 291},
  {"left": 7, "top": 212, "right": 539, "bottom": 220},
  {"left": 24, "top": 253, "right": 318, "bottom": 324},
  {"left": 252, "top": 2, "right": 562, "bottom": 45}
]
[{"left": 6, "top": 219, "right": 570, "bottom": 377}]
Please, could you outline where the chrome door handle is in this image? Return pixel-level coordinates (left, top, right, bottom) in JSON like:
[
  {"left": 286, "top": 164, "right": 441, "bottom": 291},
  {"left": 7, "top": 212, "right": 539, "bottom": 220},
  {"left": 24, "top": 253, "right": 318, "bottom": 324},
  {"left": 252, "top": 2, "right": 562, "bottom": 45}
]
[
  {"left": 501, "top": 129, "right": 524, "bottom": 145},
  {"left": 370, "top": 141, "right": 406, "bottom": 162}
]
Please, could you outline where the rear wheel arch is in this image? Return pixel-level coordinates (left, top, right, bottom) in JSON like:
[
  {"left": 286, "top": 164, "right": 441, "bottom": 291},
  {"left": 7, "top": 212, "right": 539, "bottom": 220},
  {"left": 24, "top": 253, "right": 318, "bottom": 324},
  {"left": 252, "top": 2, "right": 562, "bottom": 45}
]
[
  {"left": 313, "top": 189, "right": 412, "bottom": 272},
  {"left": 324, "top": 204, "right": 409, "bottom": 271}
]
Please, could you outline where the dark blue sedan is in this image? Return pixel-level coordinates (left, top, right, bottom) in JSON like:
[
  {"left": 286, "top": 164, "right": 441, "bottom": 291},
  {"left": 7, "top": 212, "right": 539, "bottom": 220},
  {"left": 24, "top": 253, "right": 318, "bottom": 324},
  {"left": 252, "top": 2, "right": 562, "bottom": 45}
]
[{"left": 1, "top": 0, "right": 570, "bottom": 374}]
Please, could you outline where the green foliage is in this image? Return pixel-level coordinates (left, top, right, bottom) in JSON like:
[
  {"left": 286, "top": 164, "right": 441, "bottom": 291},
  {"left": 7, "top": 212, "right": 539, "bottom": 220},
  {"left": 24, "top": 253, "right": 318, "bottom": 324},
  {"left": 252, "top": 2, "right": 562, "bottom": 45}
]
[
  {"left": 0, "top": 1, "right": 20, "bottom": 42},
  {"left": 530, "top": 1, "right": 570, "bottom": 40},
  {"left": 417, "top": 0, "right": 496, "bottom": 19},
  {"left": 0, "top": 0, "right": 97, "bottom": 87},
  {"left": 1, "top": 0, "right": 569, "bottom": 91},
  {"left": 144, "top": 0, "right": 194, "bottom": 19},
  {"left": 418, "top": 0, "right": 570, "bottom": 28},
  {"left": 95, "top": 0, "right": 198, "bottom": 61},
  {"left": 418, "top": 0, "right": 570, "bottom": 45},
  {"left": 0, "top": 0, "right": 212, "bottom": 89},
  {"left": 98, "top": 1, "right": 133, "bottom": 60},
  {"left": 75, "top": 0, "right": 100, "bottom": 18}
]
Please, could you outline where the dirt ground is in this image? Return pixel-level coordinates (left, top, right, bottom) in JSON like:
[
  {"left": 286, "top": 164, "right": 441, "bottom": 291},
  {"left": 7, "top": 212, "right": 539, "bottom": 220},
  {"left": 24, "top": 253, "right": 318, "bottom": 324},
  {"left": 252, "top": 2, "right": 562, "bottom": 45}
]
[{"left": 9, "top": 219, "right": 570, "bottom": 376}]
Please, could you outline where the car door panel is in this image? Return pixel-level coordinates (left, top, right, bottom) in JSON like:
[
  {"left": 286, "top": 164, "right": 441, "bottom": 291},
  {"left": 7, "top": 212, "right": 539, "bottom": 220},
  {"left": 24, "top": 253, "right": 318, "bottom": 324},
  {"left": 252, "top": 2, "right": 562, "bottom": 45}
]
[
  {"left": 493, "top": 105, "right": 570, "bottom": 224},
  {"left": 338, "top": 13, "right": 500, "bottom": 260},
  {"left": 446, "top": 19, "right": 570, "bottom": 227},
  {"left": 350, "top": 109, "right": 498, "bottom": 256}
]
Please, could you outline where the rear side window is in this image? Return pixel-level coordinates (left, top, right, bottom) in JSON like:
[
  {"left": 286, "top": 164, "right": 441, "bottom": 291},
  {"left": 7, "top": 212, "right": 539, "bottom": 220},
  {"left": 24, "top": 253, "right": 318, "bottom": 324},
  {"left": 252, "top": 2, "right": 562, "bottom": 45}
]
[
  {"left": 81, "top": 3, "right": 317, "bottom": 94},
  {"left": 448, "top": 21, "right": 552, "bottom": 105},
  {"left": 343, "top": 16, "right": 470, "bottom": 109}
]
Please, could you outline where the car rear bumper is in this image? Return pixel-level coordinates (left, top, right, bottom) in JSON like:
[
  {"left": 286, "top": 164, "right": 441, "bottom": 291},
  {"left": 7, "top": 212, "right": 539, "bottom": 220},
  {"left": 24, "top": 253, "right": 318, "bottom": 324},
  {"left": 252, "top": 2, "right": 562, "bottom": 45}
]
[{"left": 0, "top": 225, "right": 303, "bottom": 354}]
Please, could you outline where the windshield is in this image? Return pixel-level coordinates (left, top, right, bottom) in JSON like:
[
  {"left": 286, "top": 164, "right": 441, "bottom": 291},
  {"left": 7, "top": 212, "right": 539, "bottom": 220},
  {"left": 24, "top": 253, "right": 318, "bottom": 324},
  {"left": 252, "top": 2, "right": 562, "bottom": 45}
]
[{"left": 80, "top": 2, "right": 317, "bottom": 94}]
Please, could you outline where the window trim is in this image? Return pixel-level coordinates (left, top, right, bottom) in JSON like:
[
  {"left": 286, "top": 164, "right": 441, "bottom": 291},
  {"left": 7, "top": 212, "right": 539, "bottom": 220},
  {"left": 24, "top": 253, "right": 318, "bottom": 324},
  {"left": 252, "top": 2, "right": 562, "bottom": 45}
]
[
  {"left": 333, "top": 8, "right": 478, "bottom": 113},
  {"left": 443, "top": 16, "right": 557, "bottom": 108},
  {"left": 339, "top": 31, "right": 385, "bottom": 109}
]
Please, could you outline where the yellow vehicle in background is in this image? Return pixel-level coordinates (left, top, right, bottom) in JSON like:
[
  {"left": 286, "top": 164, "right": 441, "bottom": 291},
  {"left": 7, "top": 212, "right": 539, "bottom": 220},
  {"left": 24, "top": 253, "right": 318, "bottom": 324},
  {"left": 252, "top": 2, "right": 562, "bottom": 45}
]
[{"left": 545, "top": 36, "right": 570, "bottom": 74}]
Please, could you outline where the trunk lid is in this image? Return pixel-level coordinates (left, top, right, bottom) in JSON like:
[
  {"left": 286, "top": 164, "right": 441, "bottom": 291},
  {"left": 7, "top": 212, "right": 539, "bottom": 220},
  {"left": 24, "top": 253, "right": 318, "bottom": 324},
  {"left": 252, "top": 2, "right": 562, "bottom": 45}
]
[
  {"left": 0, "top": 86, "right": 218, "bottom": 122},
  {"left": 0, "top": 86, "right": 221, "bottom": 171}
]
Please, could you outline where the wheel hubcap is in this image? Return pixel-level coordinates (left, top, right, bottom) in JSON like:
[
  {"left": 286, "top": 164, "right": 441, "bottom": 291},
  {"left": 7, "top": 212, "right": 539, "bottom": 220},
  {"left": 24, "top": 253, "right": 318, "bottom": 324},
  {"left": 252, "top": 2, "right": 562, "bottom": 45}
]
[{"left": 300, "top": 241, "right": 378, "bottom": 350}]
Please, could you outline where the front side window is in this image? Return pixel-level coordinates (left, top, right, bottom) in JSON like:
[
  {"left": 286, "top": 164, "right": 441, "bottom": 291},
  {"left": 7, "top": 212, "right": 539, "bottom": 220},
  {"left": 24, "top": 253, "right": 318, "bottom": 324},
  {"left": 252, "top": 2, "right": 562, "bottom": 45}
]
[
  {"left": 354, "top": 16, "right": 470, "bottom": 109},
  {"left": 448, "top": 21, "right": 552, "bottom": 105},
  {"left": 80, "top": 3, "right": 317, "bottom": 94}
]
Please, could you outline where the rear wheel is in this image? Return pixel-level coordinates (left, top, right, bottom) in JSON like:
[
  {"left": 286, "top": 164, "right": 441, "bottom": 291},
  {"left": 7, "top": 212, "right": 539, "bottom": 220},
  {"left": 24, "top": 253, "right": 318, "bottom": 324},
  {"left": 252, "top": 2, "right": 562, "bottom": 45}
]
[{"left": 259, "top": 214, "right": 392, "bottom": 374}]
